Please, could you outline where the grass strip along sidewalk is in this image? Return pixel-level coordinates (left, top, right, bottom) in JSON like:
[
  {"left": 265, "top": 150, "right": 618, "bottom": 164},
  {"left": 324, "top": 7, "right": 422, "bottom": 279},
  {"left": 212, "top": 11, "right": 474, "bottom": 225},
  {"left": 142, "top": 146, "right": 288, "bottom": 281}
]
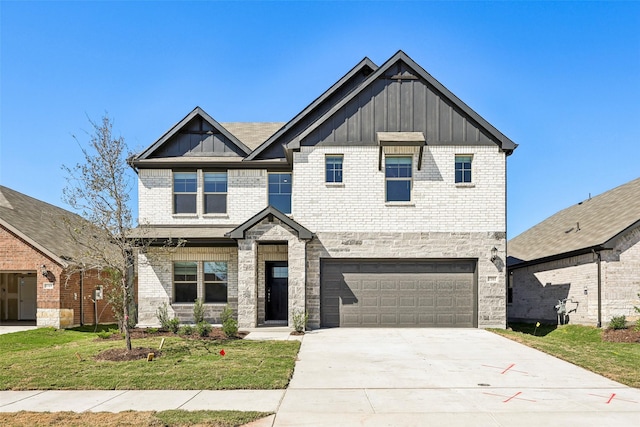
[
  {"left": 0, "top": 326, "right": 300, "bottom": 390},
  {"left": 491, "top": 324, "right": 640, "bottom": 388}
]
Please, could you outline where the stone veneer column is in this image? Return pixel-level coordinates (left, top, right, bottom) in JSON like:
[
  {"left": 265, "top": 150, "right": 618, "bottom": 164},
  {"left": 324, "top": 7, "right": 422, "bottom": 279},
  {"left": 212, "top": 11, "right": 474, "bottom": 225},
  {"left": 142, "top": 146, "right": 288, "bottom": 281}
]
[
  {"left": 287, "top": 237, "right": 307, "bottom": 328},
  {"left": 237, "top": 239, "right": 258, "bottom": 328}
]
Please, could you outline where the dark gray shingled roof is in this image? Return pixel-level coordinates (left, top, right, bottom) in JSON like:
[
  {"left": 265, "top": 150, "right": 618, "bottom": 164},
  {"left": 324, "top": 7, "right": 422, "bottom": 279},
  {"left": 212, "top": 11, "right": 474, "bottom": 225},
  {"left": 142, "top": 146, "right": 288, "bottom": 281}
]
[
  {"left": 0, "top": 186, "right": 87, "bottom": 266},
  {"left": 508, "top": 177, "right": 640, "bottom": 265}
]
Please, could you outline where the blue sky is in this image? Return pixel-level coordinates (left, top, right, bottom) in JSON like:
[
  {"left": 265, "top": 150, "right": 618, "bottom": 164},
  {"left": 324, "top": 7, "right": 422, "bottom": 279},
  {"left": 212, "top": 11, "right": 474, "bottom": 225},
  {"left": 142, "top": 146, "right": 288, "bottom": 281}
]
[{"left": 1, "top": 1, "right": 638, "bottom": 237}]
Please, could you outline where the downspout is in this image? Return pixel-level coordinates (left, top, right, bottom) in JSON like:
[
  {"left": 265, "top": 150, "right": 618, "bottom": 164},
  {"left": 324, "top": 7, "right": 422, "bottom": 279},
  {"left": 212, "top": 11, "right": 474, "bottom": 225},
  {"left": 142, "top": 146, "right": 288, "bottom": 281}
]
[{"left": 596, "top": 250, "right": 602, "bottom": 328}]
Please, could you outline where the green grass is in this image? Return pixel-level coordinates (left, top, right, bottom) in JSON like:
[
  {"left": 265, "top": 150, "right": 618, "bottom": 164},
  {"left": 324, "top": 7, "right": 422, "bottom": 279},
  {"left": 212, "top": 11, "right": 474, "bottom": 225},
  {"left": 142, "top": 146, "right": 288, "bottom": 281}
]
[
  {"left": 0, "top": 410, "right": 271, "bottom": 426},
  {"left": 0, "top": 328, "right": 300, "bottom": 390},
  {"left": 491, "top": 324, "right": 640, "bottom": 388}
]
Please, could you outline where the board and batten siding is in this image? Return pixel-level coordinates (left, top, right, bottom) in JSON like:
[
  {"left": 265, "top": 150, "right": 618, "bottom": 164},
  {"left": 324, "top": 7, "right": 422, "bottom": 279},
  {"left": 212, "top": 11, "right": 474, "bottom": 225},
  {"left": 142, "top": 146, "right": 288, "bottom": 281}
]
[{"left": 303, "top": 62, "right": 496, "bottom": 147}]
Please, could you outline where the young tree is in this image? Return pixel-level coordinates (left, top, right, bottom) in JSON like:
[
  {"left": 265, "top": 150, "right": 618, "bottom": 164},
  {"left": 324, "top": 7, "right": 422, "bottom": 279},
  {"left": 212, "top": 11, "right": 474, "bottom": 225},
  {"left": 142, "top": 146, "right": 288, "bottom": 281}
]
[{"left": 62, "top": 114, "right": 136, "bottom": 350}]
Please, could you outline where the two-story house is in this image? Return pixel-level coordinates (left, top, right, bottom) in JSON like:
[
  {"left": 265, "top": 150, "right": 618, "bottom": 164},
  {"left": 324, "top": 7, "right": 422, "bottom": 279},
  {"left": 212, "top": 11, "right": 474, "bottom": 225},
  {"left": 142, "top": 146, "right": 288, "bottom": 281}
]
[{"left": 129, "top": 51, "right": 517, "bottom": 329}]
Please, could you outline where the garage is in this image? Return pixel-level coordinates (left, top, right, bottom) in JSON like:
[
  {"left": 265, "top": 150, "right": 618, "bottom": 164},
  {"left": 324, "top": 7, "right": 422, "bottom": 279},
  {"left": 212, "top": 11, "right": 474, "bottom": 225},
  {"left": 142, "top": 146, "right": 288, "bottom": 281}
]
[{"left": 320, "top": 259, "right": 477, "bottom": 327}]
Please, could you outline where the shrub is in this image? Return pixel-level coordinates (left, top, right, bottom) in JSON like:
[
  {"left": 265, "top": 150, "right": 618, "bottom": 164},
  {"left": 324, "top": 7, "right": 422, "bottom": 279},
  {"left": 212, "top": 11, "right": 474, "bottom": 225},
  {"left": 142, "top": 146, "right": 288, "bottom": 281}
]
[
  {"left": 146, "top": 327, "right": 159, "bottom": 334},
  {"left": 608, "top": 315, "right": 627, "bottom": 330},
  {"left": 196, "top": 321, "right": 212, "bottom": 337},
  {"left": 178, "top": 325, "right": 194, "bottom": 336},
  {"left": 221, "top": 305, "right": 238, "bottom": 338},
  {"left": 292, "top": 309, "right": 308, "bottom": 333},
  {"left": 634, "top": 293, "right": 640, "bottom": 331},
  {"left": 193, "top": 298, "right": 205, "bottom": 324},
  {"left": 96, "top": 328, "right": 120, "bottom": 339},
  {"left": 167, "top": 317, "right": 181, "bottom": 334},
  {"left": 156, "top": 302, "right": 171, "bottom": 331}
]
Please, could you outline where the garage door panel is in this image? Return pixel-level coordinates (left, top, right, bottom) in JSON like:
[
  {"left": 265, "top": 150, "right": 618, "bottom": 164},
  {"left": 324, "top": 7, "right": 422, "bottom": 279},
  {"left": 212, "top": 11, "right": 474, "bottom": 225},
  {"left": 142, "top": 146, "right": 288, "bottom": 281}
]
[{"left": 321, "top": 259, "right": 476, "bottom": 327}]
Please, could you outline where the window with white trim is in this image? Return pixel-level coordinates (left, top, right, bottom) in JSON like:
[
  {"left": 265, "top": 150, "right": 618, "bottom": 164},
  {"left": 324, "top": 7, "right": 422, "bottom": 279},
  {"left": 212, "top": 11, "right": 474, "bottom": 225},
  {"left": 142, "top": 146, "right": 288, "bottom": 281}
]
[
  {"left": 204, "top": 172, "right": 227, "bottom": 214},
  {"left": 174, "top": 262, "right": 197, "bottom": 303},
  {"left": 455, "top": 155, "right": 473, "bottom": 183},
  {"left": 173, "top": 172, "right": 197, "bottom": 213},
  {"left": 385, "top": 157, "right": 412, "bottom": 202},
  {"left": 325, "top": 155, "right": 343, "bottom": 183}
]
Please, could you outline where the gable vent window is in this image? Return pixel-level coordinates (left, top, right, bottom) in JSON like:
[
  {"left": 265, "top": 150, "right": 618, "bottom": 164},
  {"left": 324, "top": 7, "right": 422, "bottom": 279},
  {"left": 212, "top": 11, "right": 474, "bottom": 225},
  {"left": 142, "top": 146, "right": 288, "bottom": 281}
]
[
  {"left": 204, "top": 172, "right": 227, "bottom": 214},
  {"left": 173, "top": 172, "right": 197, "bottom": 214},
  {"left": 268, "top": 173, "right": 292, "bottom": 214},
  {"left": 455, "top": 155, "right": 473, "bottom": 183},
  {"left": 385, "top": 157, "right": 412, "bottom": 202}
]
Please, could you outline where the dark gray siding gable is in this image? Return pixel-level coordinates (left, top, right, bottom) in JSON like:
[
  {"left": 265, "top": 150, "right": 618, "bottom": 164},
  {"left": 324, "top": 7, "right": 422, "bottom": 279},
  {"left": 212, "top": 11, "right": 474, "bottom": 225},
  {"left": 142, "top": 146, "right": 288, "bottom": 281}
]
[
  {"left": 151, "top": 116, "right": 245, "bottom": 158},
  {"left": 303, "top": 60, "right": 495, "bottom": 147}
]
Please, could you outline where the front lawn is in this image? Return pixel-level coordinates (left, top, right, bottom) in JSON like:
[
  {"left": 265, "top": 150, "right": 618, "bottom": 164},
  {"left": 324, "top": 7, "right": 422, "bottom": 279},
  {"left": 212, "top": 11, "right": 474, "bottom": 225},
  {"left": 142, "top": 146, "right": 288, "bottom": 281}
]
[
  {"left": 491, "top": 324, "right": 640, "bottom": 388},
  {"left": 0, "top": 410, "right": 270, "bottom": 427},
  {"left": 0, "top": 327, "right": 300, "bottom": 390}
]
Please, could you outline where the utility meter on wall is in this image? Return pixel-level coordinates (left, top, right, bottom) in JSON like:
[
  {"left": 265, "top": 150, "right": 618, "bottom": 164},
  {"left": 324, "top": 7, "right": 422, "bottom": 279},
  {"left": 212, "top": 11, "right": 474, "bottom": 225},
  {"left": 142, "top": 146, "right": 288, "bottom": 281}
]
[{"left": 93, "top": 286, "right": 103, "bottom": 301}]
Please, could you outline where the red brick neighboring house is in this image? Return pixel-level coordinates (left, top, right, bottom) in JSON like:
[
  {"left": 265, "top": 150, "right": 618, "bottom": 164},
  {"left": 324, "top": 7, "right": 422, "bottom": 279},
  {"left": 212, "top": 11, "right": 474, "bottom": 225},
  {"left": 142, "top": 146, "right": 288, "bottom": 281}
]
[{"left": 0, "top": 185, "right": 116, "bottom": 328}]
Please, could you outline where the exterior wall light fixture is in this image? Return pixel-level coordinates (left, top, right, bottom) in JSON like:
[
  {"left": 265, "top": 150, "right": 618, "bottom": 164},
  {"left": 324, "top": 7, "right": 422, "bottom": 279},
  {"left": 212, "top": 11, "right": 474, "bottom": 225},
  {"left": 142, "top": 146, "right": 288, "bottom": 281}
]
[{"left": 490, "top": 247, "right": 498, "bottom": 262}]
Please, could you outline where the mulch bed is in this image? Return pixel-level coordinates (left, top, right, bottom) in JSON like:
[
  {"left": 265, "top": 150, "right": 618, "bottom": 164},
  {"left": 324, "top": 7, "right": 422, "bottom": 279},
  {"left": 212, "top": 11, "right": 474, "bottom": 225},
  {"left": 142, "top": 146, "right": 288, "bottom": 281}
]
[
  {"left": 94, "top": 327, "right": 248, "bottom": 362},
  {"left": 602, "top": 328, "right": 640, "bottom": 343}
]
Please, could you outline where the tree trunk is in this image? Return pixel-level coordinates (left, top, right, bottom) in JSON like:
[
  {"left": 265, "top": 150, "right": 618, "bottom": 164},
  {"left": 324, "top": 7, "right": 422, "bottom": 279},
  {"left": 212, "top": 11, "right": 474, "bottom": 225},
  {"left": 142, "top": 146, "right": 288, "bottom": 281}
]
[{"left": 122, "top": 276, "right": 132, "bottom": 351}]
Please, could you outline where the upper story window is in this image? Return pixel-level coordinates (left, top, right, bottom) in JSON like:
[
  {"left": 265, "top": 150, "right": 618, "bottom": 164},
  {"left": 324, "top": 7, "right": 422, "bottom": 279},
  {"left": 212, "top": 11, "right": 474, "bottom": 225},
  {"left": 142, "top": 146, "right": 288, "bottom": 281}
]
[
  {"left": 204, "top": 172, "right": 227, "bottom": 214},
  {"left": 204, "top": 261, "right": 228, "bottom": 303},
  {"left": 385, "top": 157, "right": 412, "bottom": 202},
  {"left": 455, "top": 155, "right": 473, "bottom": 183},
  {"left": 174, "top": 262, "right": 197, "bottom": 303},
  {"left": 268, "top": 173, "right": 292, "bottom": 214},
  {"left": 173, "top": 172, "right": 197, "bottom": 214},
  {"left": 325, "top": 155, "right": 343, "bottom": 183}
]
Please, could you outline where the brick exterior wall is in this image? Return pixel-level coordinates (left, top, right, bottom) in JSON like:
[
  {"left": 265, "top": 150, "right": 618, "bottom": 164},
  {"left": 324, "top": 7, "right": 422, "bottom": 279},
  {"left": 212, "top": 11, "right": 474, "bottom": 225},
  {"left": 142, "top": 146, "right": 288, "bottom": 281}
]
[
  {"left": 0, "top": 225, "right": 116, "bottom": 328},
  {"left": 509, "top": 226, "right": 640, "bottom": 326},
  {"left": 137, "top": 246, "right": 238, "bottom": 326},
  {"left": 136, "top": 143, "right": 508, "bottom": 329}
]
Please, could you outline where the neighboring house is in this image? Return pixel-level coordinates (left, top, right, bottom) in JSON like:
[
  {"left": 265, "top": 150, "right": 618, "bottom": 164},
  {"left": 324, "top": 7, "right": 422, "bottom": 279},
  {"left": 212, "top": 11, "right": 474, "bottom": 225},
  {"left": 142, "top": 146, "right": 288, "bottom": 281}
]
[
  {"left": 508, "top": 177, "right": 640, "bottom": 327},
  {"left": 130, "top": 50, "right": 517, "bottom": 329},
  {"left": 0, "top": 186, "right": 116, "bottom": 328}
]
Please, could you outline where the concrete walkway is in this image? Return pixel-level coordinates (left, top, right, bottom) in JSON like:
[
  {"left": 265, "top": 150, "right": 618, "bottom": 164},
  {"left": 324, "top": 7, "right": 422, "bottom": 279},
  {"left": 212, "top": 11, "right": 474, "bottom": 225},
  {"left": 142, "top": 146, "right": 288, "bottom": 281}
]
[{"left": 1, "top": 327, "right": 639, "bottom": 426}]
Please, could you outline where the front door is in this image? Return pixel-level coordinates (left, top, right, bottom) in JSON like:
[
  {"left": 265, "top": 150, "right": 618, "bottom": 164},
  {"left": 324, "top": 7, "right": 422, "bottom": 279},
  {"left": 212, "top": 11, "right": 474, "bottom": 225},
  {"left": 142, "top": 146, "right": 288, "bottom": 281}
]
[
  {"left": 19, "top": 276, "right": 37, "bottom": 320},
  {"left": 265, "top": 261, "right": 288, "bottom": 321}
]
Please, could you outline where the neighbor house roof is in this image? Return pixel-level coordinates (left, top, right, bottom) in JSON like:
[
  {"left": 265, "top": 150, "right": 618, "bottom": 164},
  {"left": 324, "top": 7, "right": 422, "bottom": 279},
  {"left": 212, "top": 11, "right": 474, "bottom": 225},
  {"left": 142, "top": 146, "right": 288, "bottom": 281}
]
[
  {"left": 0, "top": 186, "right": 86, "bottom": 267},
  {"left": 508, "top": 177, "right": 640, "bottom": 267}
]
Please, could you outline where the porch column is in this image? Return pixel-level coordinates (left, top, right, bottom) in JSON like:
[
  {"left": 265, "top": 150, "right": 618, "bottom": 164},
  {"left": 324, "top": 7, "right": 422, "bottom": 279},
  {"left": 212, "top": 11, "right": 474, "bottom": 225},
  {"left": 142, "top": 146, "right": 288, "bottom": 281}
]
[
  {"left": 287, "top": 238, "right": 307, "bottom": 328},
  {"left": 237, "top": 239, "right": 258, "bottom": 328}
]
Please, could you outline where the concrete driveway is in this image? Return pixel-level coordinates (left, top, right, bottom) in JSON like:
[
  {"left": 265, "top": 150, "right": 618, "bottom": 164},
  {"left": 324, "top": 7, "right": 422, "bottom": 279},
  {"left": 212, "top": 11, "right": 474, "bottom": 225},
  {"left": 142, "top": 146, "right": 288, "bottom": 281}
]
[{"left": 273, "top": 328, "right": 640, "bottom": 426}]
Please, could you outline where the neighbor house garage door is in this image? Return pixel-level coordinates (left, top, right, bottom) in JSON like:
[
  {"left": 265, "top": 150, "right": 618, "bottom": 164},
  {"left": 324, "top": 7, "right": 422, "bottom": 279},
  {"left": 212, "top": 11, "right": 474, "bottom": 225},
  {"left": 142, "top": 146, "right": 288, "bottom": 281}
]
[{"left": 320, "top": 259, "right": 476, "bottom": 327}]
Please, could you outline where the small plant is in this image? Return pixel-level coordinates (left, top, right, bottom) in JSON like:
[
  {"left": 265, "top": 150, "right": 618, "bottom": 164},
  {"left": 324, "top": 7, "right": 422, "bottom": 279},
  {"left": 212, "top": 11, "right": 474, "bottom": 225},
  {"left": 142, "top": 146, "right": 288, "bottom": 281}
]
[
  {"left": 196, "top": 321, "right": 212, "bottom": 337},
  {"left": 193, "top": 298, "right": 205, "bottom": 324},
  {"left": 634, "top": 293, "right": 640, "bottom": 331},
  {"left": 156, "top": 302, "right": 171, "bottom": 331},
  {"left": 608, "top": 315, "right": 627, "bottom": 330},
  {"left": 178, "top": 325, "right": 194, "bottom": 336},
  {"left": 221, "top": 305, "right": 238, "bottom": 338},
  {"left": 146, "top": 327, "right": 159, "bottom": 334},
  {"left": 168, "top": 317, "right": 181, "bottom": 334},
  {"left": 96, "top": 328, "right": 120, "bottom": 339},
  {"left": 292, "top": 309, "right": 308, "bottom": 333}
]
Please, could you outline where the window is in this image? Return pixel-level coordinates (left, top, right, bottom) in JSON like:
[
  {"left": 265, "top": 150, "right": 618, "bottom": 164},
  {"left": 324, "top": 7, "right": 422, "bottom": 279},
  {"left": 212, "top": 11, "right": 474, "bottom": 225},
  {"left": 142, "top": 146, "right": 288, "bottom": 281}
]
[
  {"left": 325, "top": 155, "right": 343, "bottom": 183},
  {"left": 173, "top": 172, "right": 197, "bottom": 213},
  {"left": 204, "top": 172, "right": 227, "bottom": 213},
  {"left": 508, "top": 274, "right": 513, "bottom": 304},
  {"left": 385, "top": 157, "right": 412, "bottom": 202},
  {"left": 174, "top": 262, "right": 197, "bottom": 303},
  {"left": 455, "top": 155, "right": 473, "bottom": 183},
  {"left": 204, "top": 262, "right": 228, "bottom": 303},
  {"left": 268, "top": 173, "right": 292, "bottom": 214}
]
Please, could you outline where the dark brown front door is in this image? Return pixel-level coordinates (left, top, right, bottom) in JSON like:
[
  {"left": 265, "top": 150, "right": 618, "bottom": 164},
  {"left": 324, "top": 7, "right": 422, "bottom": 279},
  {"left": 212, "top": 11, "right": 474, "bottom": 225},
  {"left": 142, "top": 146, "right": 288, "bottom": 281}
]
[{"left": 266, "top": 261, "right": 288, "bottom": 321}]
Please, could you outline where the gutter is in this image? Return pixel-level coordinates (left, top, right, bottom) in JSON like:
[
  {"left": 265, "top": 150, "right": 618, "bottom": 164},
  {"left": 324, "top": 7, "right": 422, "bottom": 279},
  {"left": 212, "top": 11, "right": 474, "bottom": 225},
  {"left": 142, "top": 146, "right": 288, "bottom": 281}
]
[{"left": 594, "top": 249, "right": 602, "bottom": 328}]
